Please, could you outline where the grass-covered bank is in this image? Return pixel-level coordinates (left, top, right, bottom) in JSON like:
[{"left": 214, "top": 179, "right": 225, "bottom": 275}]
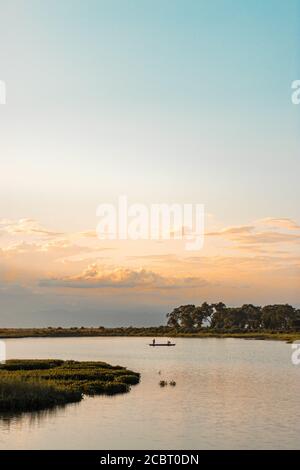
[
  {"left": 170, "top": 331, "right": 300, "bottom": 343},
  {"left": 0, "top": 327, "right": 299, "bottom": 343},
  {"left": 0, "top": 359, "right": 140, "bottom": 412},
  {"left": 1, "top": 302, "right": 299, "bottom": 343}
]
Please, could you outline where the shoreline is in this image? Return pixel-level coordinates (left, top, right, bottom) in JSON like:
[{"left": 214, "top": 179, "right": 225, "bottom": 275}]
[
  {"left": 0, "top": 328, "right": 299, "bottom": 343},
  {"left": 0, "top": 359, "right": 140, "bottom": 413}
]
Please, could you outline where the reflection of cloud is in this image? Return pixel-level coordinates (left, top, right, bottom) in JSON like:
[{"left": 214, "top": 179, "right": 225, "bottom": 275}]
[{"left": 40, "top": 264, "right": 209, "bottom": 290}]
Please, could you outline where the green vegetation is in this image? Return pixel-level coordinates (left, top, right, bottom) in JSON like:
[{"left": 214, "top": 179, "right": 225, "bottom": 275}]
[
  {"left": 0, "top": 327, "right": 299, "bottom": 343},
  {"left": 166, "top": 303, "right": 300, "bottom": 331},
  {"left": 164, "top": 303, "right": 300, "bottom": 342},
  {"left": 0, "top": 303, "right": 299, "bottom": 343},
  {"left": 0, "top": 359, "right": 140, "bottom": 412},
  {"left": 0, "top": 326, "right": 174, "bottom": 339},
  {"left": 0, "top": 377, "right": 82, "bottom": 412}
]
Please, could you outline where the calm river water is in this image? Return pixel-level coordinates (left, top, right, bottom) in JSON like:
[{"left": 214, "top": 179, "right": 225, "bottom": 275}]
[{"left": 0, "top": 337, "right": 299, "bottom": 449}]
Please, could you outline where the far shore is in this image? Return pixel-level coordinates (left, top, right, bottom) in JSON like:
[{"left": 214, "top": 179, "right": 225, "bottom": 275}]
[{"left": 0, "top": 327, "right": 299, "bottom": 343}]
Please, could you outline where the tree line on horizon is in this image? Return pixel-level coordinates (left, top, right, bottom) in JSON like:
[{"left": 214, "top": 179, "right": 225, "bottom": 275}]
[{"left": 166, "top": 303, "right": 300, "bottom": 331}]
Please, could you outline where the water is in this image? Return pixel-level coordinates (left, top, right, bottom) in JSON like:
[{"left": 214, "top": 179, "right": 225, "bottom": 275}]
[{"left": 0, "top": 337, "right": 299, "bottom": 449}]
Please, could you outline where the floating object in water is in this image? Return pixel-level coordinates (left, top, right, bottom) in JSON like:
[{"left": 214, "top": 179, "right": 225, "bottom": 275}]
[
  {"left": 169, "top": 381, "right": 176, "bottom": 386},
  {"left": 159, "top": 380, "right": 168, "bottom": 387},
  {"left": 149, "top": 342, "right": 175, "bottom": 347}
]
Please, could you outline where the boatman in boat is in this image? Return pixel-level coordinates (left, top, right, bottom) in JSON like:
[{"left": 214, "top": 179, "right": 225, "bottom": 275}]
[{"left": 152, "top": 338, "right": 155, "bottom": 346}]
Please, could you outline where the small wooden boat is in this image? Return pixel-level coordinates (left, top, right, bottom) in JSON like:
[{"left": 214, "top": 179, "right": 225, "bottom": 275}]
[{"left": 149, "top": 342, "right": 176, "bottom": 347}]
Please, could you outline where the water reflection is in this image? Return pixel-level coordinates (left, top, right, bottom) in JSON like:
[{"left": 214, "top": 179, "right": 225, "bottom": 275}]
[
  {"left": 0, "top": 401, "right": 80, "bottom": 428},
  {"left": 0, "top": 337, "right": 299, "bottom": 449}
]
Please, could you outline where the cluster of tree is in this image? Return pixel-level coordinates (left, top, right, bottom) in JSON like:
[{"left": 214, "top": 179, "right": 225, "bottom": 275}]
[{"left": 166, "top": 303, "right": 300, "bottom": 331}]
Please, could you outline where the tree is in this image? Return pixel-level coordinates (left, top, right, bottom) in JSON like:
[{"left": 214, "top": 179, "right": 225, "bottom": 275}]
[
  {"left": 193, "top": 302, "right": 214, "bottom": 328},
  {"left": 167, "top": 304, "right": 196, "bottom": 329},
  {"left": 240, "top": 304, "right": 262, "bottom": 330},
  {"left": 210, "top": 302, "right": 227, "bottom": 329},
  {"left": 166, "top": 302, "right": 298, "bottom": 332},
  {"left": 223, "top": 307, "right": 247, "bottom": 329},
  {"left": 261, "top": 304, "right": 295, "bottom": 330},
  {"left": 166, "top": 305, "right": 196, "bottom": 329},
  {"left": 292, "top": 309, "right": 300, "bottom": 330},
  {"left": 180, "top": 305, "right": 196, "bottom": 329}
]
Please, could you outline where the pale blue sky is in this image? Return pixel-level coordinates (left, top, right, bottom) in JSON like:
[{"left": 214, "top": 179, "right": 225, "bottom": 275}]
[
  {"left": 1, "top": 0, "right": 299, "bottom": 231},
  {"left": 0, "top": 1, "right": 300, "bottom": 325}
]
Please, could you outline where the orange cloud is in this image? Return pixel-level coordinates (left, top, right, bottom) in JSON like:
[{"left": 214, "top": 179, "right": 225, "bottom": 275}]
[
  {"left": 255, "top": 217, "right": 300, "bottom": 230},
  {"left": 40, "top": 264, "right": 210, "bottom": 290},
  {"left": 0, "top": 218, "right": 63, "bottom": 236}
]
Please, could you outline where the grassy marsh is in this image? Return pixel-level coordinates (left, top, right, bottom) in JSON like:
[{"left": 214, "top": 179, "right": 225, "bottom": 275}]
[
  {"left": 0, "top": 327, "right": 299, "bottom": 343},
  {"left": 0, "top": 359, "right": 140, "bottom": 412}
]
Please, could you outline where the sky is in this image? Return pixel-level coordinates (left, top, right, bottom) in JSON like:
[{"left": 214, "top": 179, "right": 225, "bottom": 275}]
[{"left": 0, "top": 0, "right": 299, "bottom": 326}]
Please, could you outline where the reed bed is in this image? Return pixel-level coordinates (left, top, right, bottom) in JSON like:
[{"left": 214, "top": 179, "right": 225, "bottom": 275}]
[{"left": 0, "top": 359, "right": 140, "bottom": 412}]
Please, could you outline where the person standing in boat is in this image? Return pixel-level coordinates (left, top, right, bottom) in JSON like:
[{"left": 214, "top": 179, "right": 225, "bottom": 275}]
[{"left": 152, "top": 338, "right": 155, "bottom": 346}]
